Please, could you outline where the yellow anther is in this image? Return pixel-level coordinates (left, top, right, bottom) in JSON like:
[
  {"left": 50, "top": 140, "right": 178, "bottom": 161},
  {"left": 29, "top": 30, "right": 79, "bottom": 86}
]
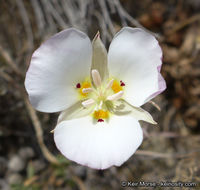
[
  {"left": 79, "top": 81, "right": 91, "bottom": 97},
  {"left": 93, "top": 109, "right": 109, "bottom": 119},
  {"left": 111, "top": 80, "right": 123, "bottom": 93}
]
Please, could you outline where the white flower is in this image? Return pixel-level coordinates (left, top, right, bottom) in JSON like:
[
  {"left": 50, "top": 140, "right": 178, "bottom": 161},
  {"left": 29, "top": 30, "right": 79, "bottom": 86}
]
[{"left": 25, "top": 27, "right": 166, "bottom": 169}]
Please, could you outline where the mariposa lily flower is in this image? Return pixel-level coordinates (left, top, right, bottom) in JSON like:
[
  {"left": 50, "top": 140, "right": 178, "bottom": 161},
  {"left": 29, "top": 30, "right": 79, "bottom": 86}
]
[{"left": 25, "top": 27, "right": 166, "bottom": 169}]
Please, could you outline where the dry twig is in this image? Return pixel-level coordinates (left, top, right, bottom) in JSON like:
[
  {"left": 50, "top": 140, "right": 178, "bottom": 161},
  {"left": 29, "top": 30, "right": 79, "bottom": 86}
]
[
  {"left": 136, "top": 149, "right": 200, "bottom": 159},
  {"left": 24, "top": 98, "right": 59, "bottom": 165},
  {"left": 149, "top": 100, "right": 161, "bottom": 111},
  {"left": 99, "top": 0, "right": 116, "bottom": 36},
  {"left": 16, "top": 0, "right": 34, "bottom": 51},
  {"left": 30, "top": 0, "right": 46, "bottom": 35},
  {"left": 166, "top": 14, "right": 200, "bottom": 35},
  {"left": 72, "top": 175, "right": 87, "bottom": 190},
  {"left": 113, "top": 0, "right": 160, "bottom": 38},
  {"left": 163, "top": 106, "right": 176, "bottom": 131},
  {"left": 47, "top": 0, "right": 68, "bottom": 29},
  {"left": 0, "top": 45, "right": 23, "bottom": 77}
]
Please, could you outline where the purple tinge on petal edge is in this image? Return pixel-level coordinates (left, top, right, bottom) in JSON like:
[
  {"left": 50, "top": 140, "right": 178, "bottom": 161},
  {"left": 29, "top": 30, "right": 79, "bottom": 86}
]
[
  {"left": 157, "top": 65, "right": 161, "bottom": 72},
  {"left": 144, "top": 65, "right": 166, "bottom": 102}
]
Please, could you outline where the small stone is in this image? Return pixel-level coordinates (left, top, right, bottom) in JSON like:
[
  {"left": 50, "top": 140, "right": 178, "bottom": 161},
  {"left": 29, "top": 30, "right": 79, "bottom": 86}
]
[
  {"left": 8, "top": 155, "right": 25, "bottom": 172},
  {"left": 73, "top": 165, "right": 87, "bottom": 179},
  {"left": 7, "top": 173, "right": 23, "bottom": 184},
  {"left": 32, "top": 160, "right": 46, "bottom": 173},
  {"left": 0, "top": 157, "right": 7, "bottom": 177},
  {"left": 0, "top": 179, "right": 10, "bottom": 190},
  {"left": 19, "top": 147, "right": 35, "bottom": 160}
]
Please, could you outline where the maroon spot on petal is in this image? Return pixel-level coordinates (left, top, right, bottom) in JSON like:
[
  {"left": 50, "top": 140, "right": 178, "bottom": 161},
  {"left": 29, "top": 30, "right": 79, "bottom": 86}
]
[
  {"left": 120, "top": 81, "right": 125, "bottom": 86},
  {"left": 98, "top": 119, "right": 104, "bottom": 122},
  {"left": 76, "top": 83, "right": 81, "bottom": 88}
]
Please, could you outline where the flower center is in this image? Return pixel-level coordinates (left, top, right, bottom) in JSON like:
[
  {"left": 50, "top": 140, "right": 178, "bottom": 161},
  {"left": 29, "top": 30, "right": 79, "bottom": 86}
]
[{"left": 76, "top": 70, "right": 125, "bottom": 122}]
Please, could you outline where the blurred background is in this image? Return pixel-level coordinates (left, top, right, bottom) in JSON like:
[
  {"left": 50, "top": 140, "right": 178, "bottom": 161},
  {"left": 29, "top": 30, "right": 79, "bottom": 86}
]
[{"left": 0, "top": 0, "right": 200, "bottom": 189}]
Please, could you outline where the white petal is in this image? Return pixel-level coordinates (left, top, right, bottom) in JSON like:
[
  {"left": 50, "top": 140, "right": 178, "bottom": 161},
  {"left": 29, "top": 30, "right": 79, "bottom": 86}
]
[
  {"left": 108, "top": 27, "right": 166, "bottom": 107},
  {"left": 54, "top": 116, "right": 143, "bottom": 169},
  {"left": 144, "top": 71, "right": 166, "bottom": 102},
  {"left": 25, "top": 28, "right": 92, "bottom": 113}
]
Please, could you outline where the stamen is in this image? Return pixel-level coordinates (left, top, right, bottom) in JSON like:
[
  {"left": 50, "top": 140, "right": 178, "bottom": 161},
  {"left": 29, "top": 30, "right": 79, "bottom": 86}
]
[
  {"left": 107, "top": 91, "right": 124, "bottom": 101},
  {"left": 82, "top": 99, "right": 95, "bottom": 108},
  {"left": 76, "top": 83, "right": 81, "bottom": 88},
  {"left": 106, "top": 79, "right": 114, "bottom": 89},
  {"left": 82, "top": 88, "right": 93, "bottom": 93},
  {"left": 91, "top": 69, "right": 102, "bottom": 87},
  {"left": 79, "top": 81, "right": 91, "bottom": 97}
]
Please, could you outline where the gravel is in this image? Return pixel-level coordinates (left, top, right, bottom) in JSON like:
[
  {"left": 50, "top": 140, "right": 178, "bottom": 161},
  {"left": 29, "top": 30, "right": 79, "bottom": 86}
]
[
  {"left": 8, "top": 155, "right": 25, "bottom": 172},
  {"left": 19, "top": 147, "right": 35, "bottom": 160},
  {"left": 7, "top": 173, "right": 23, "bottom": 185}
]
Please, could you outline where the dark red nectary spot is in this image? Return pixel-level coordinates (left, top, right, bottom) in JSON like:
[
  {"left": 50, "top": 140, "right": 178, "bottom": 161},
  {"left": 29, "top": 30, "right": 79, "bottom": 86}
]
[
  {"left": 98, "top": 119, "right": 104, "bottom": 122},
  {"left": 120, "top": 80, "right": 125, "bottom": 86},
  {"left": 76, "top": 83, "right": 81, "bottom": 88}
]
